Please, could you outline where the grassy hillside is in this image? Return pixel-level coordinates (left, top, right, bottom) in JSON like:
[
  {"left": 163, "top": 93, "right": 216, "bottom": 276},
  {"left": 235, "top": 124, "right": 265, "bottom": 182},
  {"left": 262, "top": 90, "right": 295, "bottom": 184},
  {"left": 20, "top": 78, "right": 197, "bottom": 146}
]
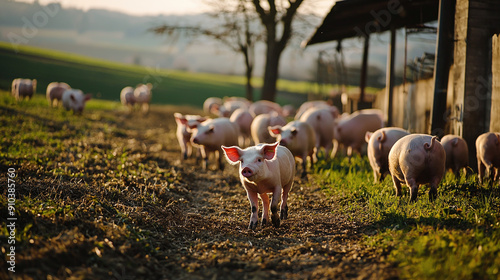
[{"left": 0, "top": 42, "right": 339, "bottom": 108}]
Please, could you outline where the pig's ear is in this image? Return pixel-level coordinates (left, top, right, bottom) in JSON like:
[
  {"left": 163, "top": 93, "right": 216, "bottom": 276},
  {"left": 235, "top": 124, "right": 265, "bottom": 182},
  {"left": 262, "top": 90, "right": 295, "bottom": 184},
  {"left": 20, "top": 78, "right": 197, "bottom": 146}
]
[
  {"left": 262, "top": 142, "right": 279, "bottom": 160},
  {"left": 174, "top": 113, "right": 188, "bottom": 125},
  {"left": 268, "top": 126, "right": 282, "bottom": 137},
  {"left": 365, "top": 131, "right": 373, "bottom": 143},
  {"left": 207, "top": 124, "right": 215, "bottom": 133},
  {"left": 221, "top": 145, "right": 242, "bottom": 164}
]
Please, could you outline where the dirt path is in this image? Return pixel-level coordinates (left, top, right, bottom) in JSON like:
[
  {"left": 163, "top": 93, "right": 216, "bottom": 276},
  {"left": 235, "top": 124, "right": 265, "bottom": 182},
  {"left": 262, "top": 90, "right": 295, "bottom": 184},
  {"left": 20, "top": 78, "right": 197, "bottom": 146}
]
[{"left": 118, "top": 105, "right": 400, "bottom": 279}]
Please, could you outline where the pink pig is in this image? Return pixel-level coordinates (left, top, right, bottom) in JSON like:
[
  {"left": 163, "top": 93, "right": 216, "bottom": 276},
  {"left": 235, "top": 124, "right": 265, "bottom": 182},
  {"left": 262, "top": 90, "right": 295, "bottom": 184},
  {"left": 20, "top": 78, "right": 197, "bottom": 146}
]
[
  {"left": 268, "top": 120, "right": 316, "bottom": 178},
  {"left": 229, "top": 108, "right": 254, "bottom": 147},
  {"left": 299, "top": 106, "right": 339, "bottom": 159},
  {"left": 250, "top": 112, "right": 287, "bottom": 144},
  {"left": 12, "top": 78, "right": 36, "bottom": 101},
  {"left": 476, "top": 132, "right": 500, "bottom": 184},
  {"left": 62, "top": 89, "right": 92, "bottom": 114},
  {"left": 365, "top": 127, "right": 409, "bottom": 183},
  {"left": 441, "top": 134, "right": 469, "bottom": 177},
  {"left": 174, "top": 112, "right": 208, "bottom": 160},
  {"left": 221, "top": 142, "right": 295, "bottom": 229},
  {"left": 46, "top": 82, "right": 71, "bottom": 107},
  {"left": 191, "top": 117, "right": 240, "bottom": 170},
  {"left": 388, "top": 134, "right": 446, "bottom": 201},
  {"left": 334, "top": 109, "right": 384, "bottom": 158}
]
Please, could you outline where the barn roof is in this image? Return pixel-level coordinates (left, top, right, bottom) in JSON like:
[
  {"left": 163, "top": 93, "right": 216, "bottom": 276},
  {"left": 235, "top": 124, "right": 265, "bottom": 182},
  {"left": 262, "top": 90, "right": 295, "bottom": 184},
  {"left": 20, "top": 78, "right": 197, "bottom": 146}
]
[{"left": 303, "top": 0, "right": 439, "bottom": 46}]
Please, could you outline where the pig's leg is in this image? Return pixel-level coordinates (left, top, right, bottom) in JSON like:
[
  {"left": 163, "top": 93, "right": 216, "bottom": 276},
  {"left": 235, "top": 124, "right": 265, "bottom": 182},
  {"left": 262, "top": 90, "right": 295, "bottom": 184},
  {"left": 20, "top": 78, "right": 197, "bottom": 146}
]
[
  {"left": 428, "top": 177, "right": 440, "bottom": 201},
  {"left": 247, "top": 190, "right": 260, "bottom": 230},
  {"left": 301, "top": 156, "right": 308, "bottom": 178},
  {"left": 477, "top": 159, "right": 485, "bottom": 184},
  {"left": 392, "top": 175, "right": 402, "bottom": 197},
  {"left": 260, "top": 193, "right": 270, "bottom": 226},
  {"left": 281, "top": 183, "right": 292, "bottom": 220},
  {"left": 270, "top": 187, "right": 282, "bottom": 228},
  {"left": 494, "top": 167, "right": 500, "bottom": 182},
  {"left": 331, "top": 140, "right": 339, "bottom": 158},
  {"left": 406, "top": 177, "right": 419, "bottom": 201},
  {"left": 216, "top": 150, "right": 224, "bottom": 171},
  {"left": 373, "top": 170, "right": 380, "bottom": 183},
  {"left": 200, "top": 146, "right": 208, "bottom": 170}
]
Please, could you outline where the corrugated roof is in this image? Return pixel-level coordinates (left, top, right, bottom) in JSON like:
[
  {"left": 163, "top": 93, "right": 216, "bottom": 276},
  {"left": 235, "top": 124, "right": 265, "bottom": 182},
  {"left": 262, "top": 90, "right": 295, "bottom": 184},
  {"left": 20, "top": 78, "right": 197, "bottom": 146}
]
[{"left": 304, "top": 0, "right": 439, "bottom": 46}]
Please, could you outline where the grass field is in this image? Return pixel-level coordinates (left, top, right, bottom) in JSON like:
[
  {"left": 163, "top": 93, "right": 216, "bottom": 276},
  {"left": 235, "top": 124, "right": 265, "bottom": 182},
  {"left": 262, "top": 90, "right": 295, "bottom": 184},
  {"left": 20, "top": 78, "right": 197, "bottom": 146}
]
[
  {"left": 0, "top": 41, "right": 365, "bottom": 109},
  {"left": 1, "top": 91, "right": 500, "bottom": 279}
]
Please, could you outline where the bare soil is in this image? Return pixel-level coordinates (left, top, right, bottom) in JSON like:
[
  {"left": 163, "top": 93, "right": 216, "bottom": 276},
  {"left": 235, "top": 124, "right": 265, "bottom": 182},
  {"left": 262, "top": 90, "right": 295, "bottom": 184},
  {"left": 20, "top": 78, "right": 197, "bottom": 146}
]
[{"left": 1, "top": 104, "right": 400, "bottom": 280}]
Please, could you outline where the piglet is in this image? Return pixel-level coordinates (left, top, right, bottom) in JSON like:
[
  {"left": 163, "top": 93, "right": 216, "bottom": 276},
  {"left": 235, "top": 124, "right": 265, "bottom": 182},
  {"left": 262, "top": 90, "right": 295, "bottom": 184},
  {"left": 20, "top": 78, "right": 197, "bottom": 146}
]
[
  {"left": 62, "top": 89, "right": 92, "bottom": 114},
  {"left": 12, "top": 78, "right": 36, "bottom": 101},
  {"left": 299, "top": 106, "right": 339, "bottom": 159},
  {"left": 365, "top": 127, "right": 409, "bottom": 183},
  {"left": 174, "top": 112, "right": 207, "bottom": 160},
  {"left": 191, "top": 117, "right": 240, "bottom": 170},
  {"left": 441, "top": 134, "right": 469, "bottom": 177},
  {"left": 269, "top": 120, "right": 316, "bottom": 178},
  {"left": 476, "top": 132, "right": 500, "bottom": 184},
  {"left": 120, "top": 86, "right": 136, "bottom": 110},
  {"left": 47, "top": 82, "right": 71, "bottom": 107},
  {"left": 388, "top": 134, "right": 446, "bottom": 201},
  {"left": 250, "top": 112, "right": 287, "bottom": 144},
  {"left": 134, "top": 83, "right": 152, "bottom": 113},
  {"left": 221, "top": 142, "right": 295, "bottom": 229}
]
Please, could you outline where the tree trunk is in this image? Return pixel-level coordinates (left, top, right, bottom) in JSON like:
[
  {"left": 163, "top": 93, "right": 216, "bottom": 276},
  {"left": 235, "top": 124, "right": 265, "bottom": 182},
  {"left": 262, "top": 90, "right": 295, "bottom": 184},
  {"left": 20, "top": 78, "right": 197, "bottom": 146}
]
[
  {"left": 245, "top": 64, "right": 254, "bottom": 101},
  {"left": 261, "top": 45, "right": 280, "bottom": 101}
]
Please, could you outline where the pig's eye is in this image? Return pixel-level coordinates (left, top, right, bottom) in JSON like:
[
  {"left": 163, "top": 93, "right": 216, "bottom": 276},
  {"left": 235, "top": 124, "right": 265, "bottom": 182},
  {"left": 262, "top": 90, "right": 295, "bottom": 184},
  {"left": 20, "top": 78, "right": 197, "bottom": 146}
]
[{"left": 257, "top": 158, "right": 262, "bottom": 162}]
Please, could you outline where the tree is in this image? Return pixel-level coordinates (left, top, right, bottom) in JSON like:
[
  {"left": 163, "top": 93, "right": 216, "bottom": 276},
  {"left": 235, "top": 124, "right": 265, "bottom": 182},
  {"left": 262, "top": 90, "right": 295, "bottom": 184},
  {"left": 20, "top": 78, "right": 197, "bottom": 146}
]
[
  {"left": 251, "top": 0, "right": 305, "bottom": 101},
  {"left": 151, "top": 0, "right": 262, "bottom": 101}
]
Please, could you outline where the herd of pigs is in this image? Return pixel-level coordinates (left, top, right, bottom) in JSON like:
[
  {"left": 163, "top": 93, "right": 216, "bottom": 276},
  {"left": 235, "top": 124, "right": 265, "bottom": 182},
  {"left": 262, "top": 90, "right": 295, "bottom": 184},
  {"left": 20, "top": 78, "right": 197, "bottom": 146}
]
[
  {"left": 9, "top": 77, "right": 500, "bottom": 230},
  {"left": 10, "top": 78, "right": 153, "bottom": 114},
  {"left": 177, "top": 96, "right": 500, "bottom": 229}
]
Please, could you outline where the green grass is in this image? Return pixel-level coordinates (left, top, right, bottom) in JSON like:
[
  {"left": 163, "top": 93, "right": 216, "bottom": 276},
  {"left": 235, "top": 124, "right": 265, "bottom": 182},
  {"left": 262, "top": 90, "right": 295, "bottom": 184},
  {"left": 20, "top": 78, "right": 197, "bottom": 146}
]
[
  {"left": 0, "top": 41, "right": 369, "bottom": 108},
  {"left": 313, "top": 156, "right": 500, "bottom": 279}
]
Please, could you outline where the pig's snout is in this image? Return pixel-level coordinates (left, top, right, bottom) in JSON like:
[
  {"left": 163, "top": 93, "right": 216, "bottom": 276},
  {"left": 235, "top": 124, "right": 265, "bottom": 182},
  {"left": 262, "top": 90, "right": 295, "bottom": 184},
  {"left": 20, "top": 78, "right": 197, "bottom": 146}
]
[{"left": 241, "top": 167, "right": 253, "bottom": 178}]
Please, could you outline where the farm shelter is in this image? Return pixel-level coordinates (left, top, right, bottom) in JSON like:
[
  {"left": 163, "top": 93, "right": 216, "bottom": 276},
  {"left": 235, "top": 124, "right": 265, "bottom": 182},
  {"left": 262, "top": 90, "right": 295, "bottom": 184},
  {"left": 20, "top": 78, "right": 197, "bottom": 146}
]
[
  {"left": 303, "top": 0, "right": 439, "bottom": 124},
  {"left": 305, "top": 0, "right": 500, "bottom": 170}
]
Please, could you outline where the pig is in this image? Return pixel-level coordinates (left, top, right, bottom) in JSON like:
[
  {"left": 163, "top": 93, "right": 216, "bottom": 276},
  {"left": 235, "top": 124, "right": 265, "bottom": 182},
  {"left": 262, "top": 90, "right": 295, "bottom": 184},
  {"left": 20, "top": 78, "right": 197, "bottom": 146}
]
[
  {"left": 174, "top": 113, "right": 208, "bottom": 160},
  {"left": 12, "top": 78, "right": 36, "bottom": 101},
  {"left": 441, "top": 134, "right": 469, "bottom": 177},
  {"left": 62, "top": 89, "right": 92, "bottom": 114},
  {"left": 250, "top": 112, "right": 287, "bottom": 144},
  {"left": 203, "top": 97, "right": 223, "bottom": 115},
  {"left": 365, "top": 127, "right": 410, "bottom": 183},
  {"left": 134, "top": 83, "right": 153, "bottom": 113},
  {"left": 120, "top": 86, "right": 136, "bottom": 110},
  {"left": 388, "top": 134, "right": 446, "bottom": 201},
  {"left": 46, "top": 82, "right": 71, "bottom": 107},
  {"left": 294, "top": 100, "right": 335, "bottom": 120},
  {"left": 229, "top": 108, "right": 254, "bottom": 147},
  {"left": 191, "top": 117, "right": 240, "bottom": 170},
  {"left": 221, "top": 142, "right": 295, "bottom": 229},
  {"left": 282, "top": 104, "right": 296, "bottom": 118},
  {"left": 213, "top": 99, "right": 250, "bottom": 118},
  {"left": 249, "top": 100, "right": 283, "bottom": 117},
  {"left": 475, "top": 132, "right": 500, "bottom": 184},
  {"left": 268, "top": 120, "right": 316, "bottom": 178},
  {"left": 333, "top": 109, "right": 384, "bottom": 158},
  {"left": 299, "top": 106, "right": 339, "bottom": 159}
]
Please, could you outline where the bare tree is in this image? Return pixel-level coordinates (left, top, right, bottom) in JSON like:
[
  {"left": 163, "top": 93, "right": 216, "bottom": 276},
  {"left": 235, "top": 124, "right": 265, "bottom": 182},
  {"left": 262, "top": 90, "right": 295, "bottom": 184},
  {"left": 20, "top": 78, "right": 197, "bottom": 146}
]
[
  {"left": 151, "top": 0, "right": 262, "bottom": 101},
  {"left": 251, "top": 0, "right": 305, "bottom": 101}
]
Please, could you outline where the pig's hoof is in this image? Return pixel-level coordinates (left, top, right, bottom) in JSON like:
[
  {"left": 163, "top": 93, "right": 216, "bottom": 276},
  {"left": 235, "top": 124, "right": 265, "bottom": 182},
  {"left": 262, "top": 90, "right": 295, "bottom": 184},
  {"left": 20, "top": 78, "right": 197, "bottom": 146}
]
[
  {"left": 271, "top": 215, "right": 280, "bottom": 228},
  {"left": 248, "top": 221, "right": 258, "bottom": 230},
  {"left": 281, "top": 207, "right": 288, "bottom": 220}
]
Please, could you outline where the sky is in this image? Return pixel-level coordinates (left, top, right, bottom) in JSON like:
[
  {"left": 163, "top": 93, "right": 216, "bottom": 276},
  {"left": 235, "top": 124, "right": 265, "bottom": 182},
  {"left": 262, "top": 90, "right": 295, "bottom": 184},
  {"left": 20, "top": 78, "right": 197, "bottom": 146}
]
[{"left": 16, "top": 0, "right": 335, "bottom": 16}]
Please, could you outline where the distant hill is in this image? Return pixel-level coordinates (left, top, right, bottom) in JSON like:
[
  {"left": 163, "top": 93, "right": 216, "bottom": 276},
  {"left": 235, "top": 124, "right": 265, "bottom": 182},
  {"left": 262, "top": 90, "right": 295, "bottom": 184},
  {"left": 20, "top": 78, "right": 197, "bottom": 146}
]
[{"left": 0, "top": 0, "right": 437, "bottom": 89}]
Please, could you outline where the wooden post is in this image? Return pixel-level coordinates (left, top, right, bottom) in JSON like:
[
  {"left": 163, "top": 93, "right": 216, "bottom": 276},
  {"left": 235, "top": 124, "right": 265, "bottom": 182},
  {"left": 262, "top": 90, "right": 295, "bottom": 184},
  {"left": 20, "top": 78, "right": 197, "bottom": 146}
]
[
  {"left": 430, "top": 0, "right": 456, "bottom": 137},
  {"left": 386, "top": 27, "right": 396, "bottom": 127}
]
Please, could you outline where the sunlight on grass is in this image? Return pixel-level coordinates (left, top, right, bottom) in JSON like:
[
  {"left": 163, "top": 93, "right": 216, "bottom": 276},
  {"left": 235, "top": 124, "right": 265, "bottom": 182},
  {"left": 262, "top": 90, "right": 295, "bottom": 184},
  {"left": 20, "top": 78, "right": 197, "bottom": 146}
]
[{"left": 314, "top": 154, "right": 500, "bottom": 279}]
